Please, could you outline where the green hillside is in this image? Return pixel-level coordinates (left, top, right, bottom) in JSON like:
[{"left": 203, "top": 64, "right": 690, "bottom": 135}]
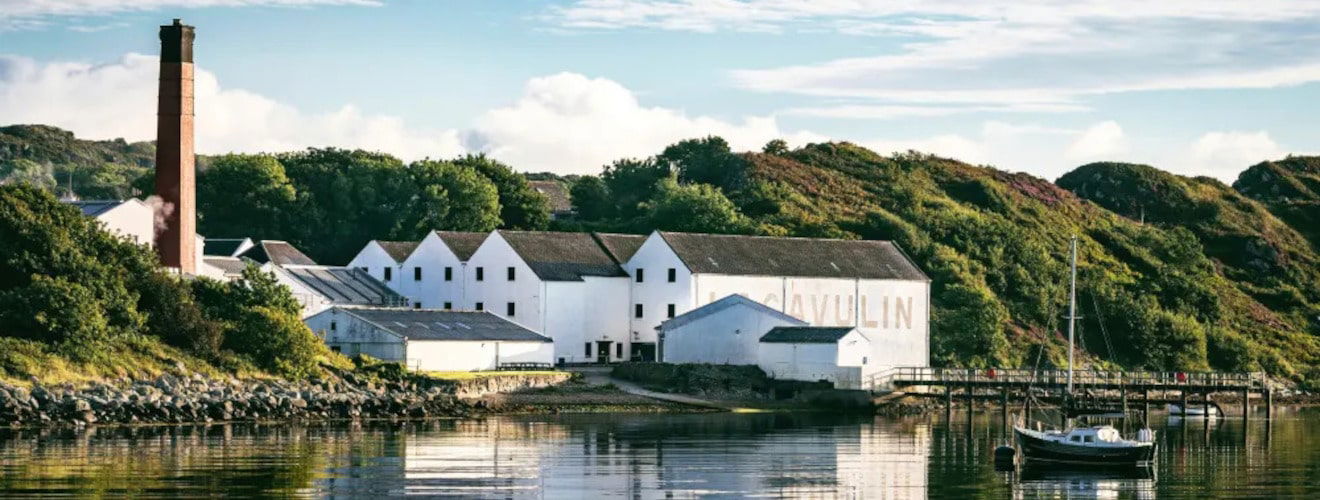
[
  {"left": 0, "top": 125, "right": 154, "bottom": 200},
  {"left": 1233, "top": 156, "right": 1320, "bottom": 249}
]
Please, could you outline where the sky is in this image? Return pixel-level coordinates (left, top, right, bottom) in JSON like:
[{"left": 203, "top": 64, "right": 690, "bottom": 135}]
[{"left": 1, "top": 0, "right": 1318, "bottom": 180}]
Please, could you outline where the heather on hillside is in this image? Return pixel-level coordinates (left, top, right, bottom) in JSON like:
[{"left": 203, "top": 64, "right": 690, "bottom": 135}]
[{"left": 1233, "top": 156, "right": 1320, "bottom": 249}]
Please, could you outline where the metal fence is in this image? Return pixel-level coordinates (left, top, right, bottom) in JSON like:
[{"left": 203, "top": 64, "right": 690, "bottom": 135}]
[{"left": 863, "top": 367, "right": 1266, "bottom": 392}]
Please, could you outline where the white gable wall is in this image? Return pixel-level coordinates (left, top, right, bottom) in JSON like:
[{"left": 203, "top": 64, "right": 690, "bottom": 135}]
[
  {"left": 96, "top": 200, "right": 155, "bottom": 248},
  {"left": 624, "top": 233, "right": 694, "bottom": 343},
  {"left": 661, "top": 300, "right": 806, "bottom": 365},
  {"left": 305, "top": 308, "right": 406, "bottom": 360},
  {"left": 402, "top": 231, "right": 470, "bottom": 309},
  {"left": 347, "top": 242, "right": 405, "bottom": 297},
  {"left": 405, "top": 340, "right": 553, "bottom": 371},
  {"left": 464, "top": 231, "right": 544, "bottom": 331},
  {"left": 758, "top": 329, "right": 871, "bottom": 389},
  {"left": 264, "top": 263, "right": 332, "bottom": 318}
]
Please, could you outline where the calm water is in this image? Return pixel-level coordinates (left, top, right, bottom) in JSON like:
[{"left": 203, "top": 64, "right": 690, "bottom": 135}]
[{"left": 0, "top": 407, "right": 1316, "bottom": 498}]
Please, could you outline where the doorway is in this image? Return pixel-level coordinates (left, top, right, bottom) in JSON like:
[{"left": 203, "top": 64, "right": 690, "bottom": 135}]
[
  {"left": 595, "top": 341, "right": 612, "bottom": 364},
  {"left": 630, "top": 342, "right": 656, "bottom": 362}
]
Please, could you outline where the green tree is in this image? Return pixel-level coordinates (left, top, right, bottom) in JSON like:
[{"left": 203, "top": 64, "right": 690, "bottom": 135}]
[
  {"left": 404, "top": 160, "right": 502, "bottom": 236},
  {"left": 602, "top": 158, "right": 670, "bottom": 219},
  {"left": 762, "top": 139, "right": 789, "bottom": 156},
  {"left": 569, "top": 176, "right": 613, "bottom": 221},
  {"left": 277, "top": 148, "right": 416, "bottom": 263},
  {"left": 197, "top": 154, "right": 298, "bottom": 240},
  {"left": 659, "top": 136, "right": 748, "bottom": 191},
  {"left": 643, "top": 178, "right": 755, "bottom": 234},
  {"left": 0, "top": 158, "right": 56, "bottom": 190},
  {"left": 931, "top": 284, "right": 1009, "bottom": 367},
  {"left": 454, "top": 154, "right": 550, "bottom": 230}
]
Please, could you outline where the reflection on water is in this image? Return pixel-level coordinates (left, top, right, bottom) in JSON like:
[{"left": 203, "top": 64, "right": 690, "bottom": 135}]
[{"left": 0, "top": 407, "right": 1316, "bottom": 498}]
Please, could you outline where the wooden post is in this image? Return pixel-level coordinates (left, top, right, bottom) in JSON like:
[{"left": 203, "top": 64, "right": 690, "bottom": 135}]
[
  {"left": 1001, "top": 387, "right": 1009, "bottom": 431},
  {"left": 944, "top": 386, "right": 953, "bottom": 423},
  {"left": 1266, "top": 389, "right": 1273, "bottom": 420},
  {"left": 1024, "top": 393, "right": 1033, "bottom": 426},
  {"left": 1141, "top": 387, "right": 1150, "bottom": 428},
  {"left": 1180, "top": 390, "right": 1188, "bottom": 418},
  {"left": 1202, "top": 391, "right": 1210, "bottom": 418},
  {"left": 1121, "top": 389, "right": 1129, "bottom": 428},
  {"left": 1242, "top": 388, "right": 1250, "bottom": 426},
  {"left": 965, "top": 381, "right": 973, "bottom": 429}
]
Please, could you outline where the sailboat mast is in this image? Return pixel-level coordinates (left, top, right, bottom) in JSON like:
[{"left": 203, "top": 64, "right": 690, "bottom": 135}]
[{"left": 1067, "top": 235, "right": 1078, "bottom": 394}]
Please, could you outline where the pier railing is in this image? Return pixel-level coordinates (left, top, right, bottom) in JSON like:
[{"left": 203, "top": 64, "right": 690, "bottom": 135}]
[{"left": 863, "top": 367, "right": 1266, "bottom": 392}]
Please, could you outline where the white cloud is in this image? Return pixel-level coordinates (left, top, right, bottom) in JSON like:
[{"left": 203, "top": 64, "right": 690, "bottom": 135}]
[
  {"left": 1064, "top": 121, "right": 1127, "bottom": 162},
  {"left": 1182, "top": 131, "right": 1283, "bottom": 181},
  {"left": 465, "top": 72, "right": 824, "bottom": 174},
  {"left": 1, "top": 0, "right": 378, "bottom": 30},
  {"left": 0, "top": 53, "right": 463, "bottom": 160}
]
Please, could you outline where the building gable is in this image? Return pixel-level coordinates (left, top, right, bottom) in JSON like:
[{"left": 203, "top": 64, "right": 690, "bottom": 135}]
[{"left": 660, "top": 294, "right": 806, "bottom": 332}]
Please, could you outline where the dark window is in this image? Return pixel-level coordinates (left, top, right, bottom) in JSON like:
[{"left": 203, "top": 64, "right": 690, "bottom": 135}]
[
  {"left": 475, "top": 302, "right": 484, "bottom": 311},
  {"left": 476, "top": 267, "right": 484, "bottom": 281},
  {"left": 634, "top": 304, "right": 644, "bottom": 318},
  {"left": 414, "top": 267, "right": 422, "bottom": 281},
  {"left": 444, "top": 267, "right": 453, "bottom": 281},
  {"left": 330, "top": 321, "right": 337, "bottom": 331},
  {"left": 330, "top": 345, "right": 341, "bottom": 353},
  {"left": 506, "top": 302, "right": 516, "bottom": 316},
  {"left": 667, "top": 268, "right": 676, "bottom": 282},
  {"left": 635, "top": 268, "right": 644, "bottom": 283},
  {"left": 414, "top": 302, "right": 422, "bottom": 309},
  {"left": 443, "top": 302, "right": 452, "bottom": 310},
  {"left": 584, "top": 343, "right": 592, "bottom": 357},
  {"left": 383, "top": 267, "right": 392, "bottom": 281},
  {"left": 667, "top": 304, "right": 676, "bottom": 318},
  {"left": 616, "top": 343, "right": 623, "bottom": 358},
  {"left": 507, "top": 266, "right": 516, "bottom": 281}
]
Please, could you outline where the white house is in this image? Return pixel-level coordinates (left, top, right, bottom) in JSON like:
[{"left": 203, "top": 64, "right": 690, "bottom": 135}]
[
  {"left": 464, "top": 230, "right": 633, "bottom": 364},
  {"left": 757, "top": 326, "right": 873, "bottom": 389},
  {"left": 658, "top": 294, "right": 806, "bottom": 365},
  {"left": 267, "top": 264, "right": 408, "bottom": 318},
  {"left": 305, "top": 306, "right": 554, "bottom": 371},
  {"left": 625, "top": 231, "right": 930, "bottom": 371},
  {"left": 66, "top": 199, "right": 155, "bottom": 247}
]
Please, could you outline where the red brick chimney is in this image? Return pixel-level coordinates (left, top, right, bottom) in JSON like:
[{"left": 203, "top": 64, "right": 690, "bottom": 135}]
[{"left": 155, "top": 19, "right": 196, "bottom": 274}]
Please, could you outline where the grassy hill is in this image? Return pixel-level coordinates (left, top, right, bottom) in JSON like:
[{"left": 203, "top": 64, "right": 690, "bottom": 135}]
[
  {"left": 0, "top": 124, "right": 154, "bottom": 200},
  {"left": 1233, "top": 156, "right": 1320, "bottom": 249}
]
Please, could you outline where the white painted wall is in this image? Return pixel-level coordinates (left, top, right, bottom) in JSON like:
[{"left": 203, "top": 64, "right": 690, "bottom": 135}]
[
  {"left": 623, "top": 233, "right": 693, "bottom": 344},
  {"left": 582, "top": 276, "right": 631, "bottom": 361},
  {"left": 405, "top": 340, "right": 554, "bottom": 371},
  {"left": 464, "top": 232, "right": 543, "bottom": 329},
  {"left": 347, "top": 241, "right": 406, "bottom": 298},
  {"left": 96, "top": 199, "right": 155, "bottom": 248},
  {"left": 758, "top": 330, "right": 871, "bottom": 389},
  {"left": 661, "top": 300, "right": 806, "bottom": 365},
  {"left": 400, "top": 231, "right": 468, "bottom": 310},
  {"left": 306, "top": 308, "right": 406, "bottom": 360}
]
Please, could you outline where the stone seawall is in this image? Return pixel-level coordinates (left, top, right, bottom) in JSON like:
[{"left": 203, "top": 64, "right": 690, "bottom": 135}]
[{"left": 0, "top": 370, "right": 573, "bottom": 428}]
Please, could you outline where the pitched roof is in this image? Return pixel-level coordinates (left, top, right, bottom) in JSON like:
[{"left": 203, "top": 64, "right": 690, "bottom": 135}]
[
  {"left": 374, "top": 240, "right": 419, "bottom": 262},
  {"left": 434, "top": 231, "right": 487, "bottom": 261},
  {"left": 498, "top": 230, "right": 627, "bottom": 281},
  {"left": 203, "top": 256, "right": 247, "bottom": 276},
  {"left": 658, "top": 232, "right": 928, "bottom": 281},
  {"left": 244, "top": 240, "right": 316, "bottom": 266},
  {"left": 760, "top": 326, "right": 857, "bottom": 344},
  {"left": 66, "top": 199, "right": 128, "bottom": 217},
  {"left": 529, "top": 180, "right": 572, "bottom": 214},
  {"left": 339, "top": 307, "right": 551, "bottom": 342},
  {"left": 281, "top": 266, "right": 406, "bottom": 306},
  {"left": 203, "top": 238, "right": 253, "bottom": 258},
  {"left": 593, "top": 232, "right": 646, "bottom": 264},
  {"left": 659, "top": 294, "right": 806, "bottom": 332}
]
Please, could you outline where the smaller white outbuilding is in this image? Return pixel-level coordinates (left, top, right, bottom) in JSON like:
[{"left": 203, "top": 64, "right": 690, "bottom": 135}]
[
  {"left": 757, "top": 326, "right": 873, "bottom": 389},
  {"left": 658, "top": 294, "right": 807, "bottom": 365},
  {"left": 305, "top": 306, "right": 554, "bottom": 371}
]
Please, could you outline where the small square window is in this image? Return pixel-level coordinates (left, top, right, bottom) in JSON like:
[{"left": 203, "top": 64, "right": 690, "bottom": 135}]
[
  {"left": 667, "top": 304, "right": 676, "bottom": 318},
  {"left": 476, "top": 267, "right": 485, "bottom": 281},
  {"left": 616, "top": 343, "right": 623, "bottom": 358},
  {"left": 414, "top": 267, "right": 422, "bottom": 281},
  {"left": 444, "top": 267, "right": 453, "bottom": 281},
  {"left": 507, "top": 267, "right": 516, "bottom": 281},
  {"left": 635, "top": 268, "right": 644, "bottom": 283},
  {"left": 443, "top": 301, "right": 452, "bottom": 310},
  {"left": 667, "top": 268, "right": 676, "bottom": 282},
  {"left": 383, "top": 267, "right": 392, "bottom": 281},
  {"left": 506, "top": 302, "right": 516, "bottom": 316},
  {"left": 634, "top": 304, "right": 644, "bottom": 318},
  {"left": 330, "top": 321, "right": 337, "bottom": 331},
  {"left": 475, "top": 302, "right": 484, "bottom": 311},
  {"left": 584, "top": 343, "right": 592, "bottom": 357},
  {"left": 413, "top": 302, "right": 422, "bottom": 309}
]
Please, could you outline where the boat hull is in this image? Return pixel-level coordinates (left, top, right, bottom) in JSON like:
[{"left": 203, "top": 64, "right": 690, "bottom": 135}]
[{"left": 1014, "top": 428, "right": 1156, "bottom": 466}]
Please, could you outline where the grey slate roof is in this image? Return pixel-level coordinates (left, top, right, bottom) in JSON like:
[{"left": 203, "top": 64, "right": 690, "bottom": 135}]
[
  {"left": 204, "top": 256, "right": 247, "bottom": 276},
  {"left": 282, "top": 266, "right": 406, "bottom": 306},
  {"left": 374, "top": 240, "right": 419, "bottom": 262},
  {"left": 66, "top": 200, "right": 127, "bottom": 217},
  {"left": 204, "top": 238, "right": 252, "bottom": 257},
  {"left": 499, "top": 230, "right": 627, "bottom": 281},
  {"left": 658, "top": 232, "right": 928, "bottom": 281},
  {"left": 760, "top": 326, "right": 857, "bottom": 344},
  {"left": 593, "top": 233, "right": 646, "bottom": 264},
  {"left": 343, "top": 307, "right": 551, "bottom": 342},
  {"left": 659, "top": 294, "right": 806, "bottom": 332},
  {"left": 529, "top": 180, "right": 572, "bottom": 214},
  {"left": 245, "top": 240, "right": 317, "bottom": 266},
  {"left": 435, "top": 231, "right": 487, "bottom": 261}
]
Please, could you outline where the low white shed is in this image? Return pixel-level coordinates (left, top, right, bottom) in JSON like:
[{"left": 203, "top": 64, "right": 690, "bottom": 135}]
[
  {"left": 306, "top": 307, "right": 554, "bottom": 371},
  {"left": 658, "top": 294, "right": 806, "bottom": 365},
  {"left": 757, "top": 326, "right": 873, "bottom": 389}
]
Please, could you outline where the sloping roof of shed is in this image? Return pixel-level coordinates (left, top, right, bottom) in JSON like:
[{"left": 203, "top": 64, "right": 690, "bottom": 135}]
[
  {"left": 374, "top": 240, "right": 420, "bottom": 262},
  {"left": 658, "top": 294, "right": 806, "bottom": 332},
  {"left": 282, "top": 265, "right": 405, "bottom": 306},
  {"left": 203, "top": 256, "right": 247, "bottom": 276},
  {"left": 592, "top": 233, "right": 646, "bottom": 264},
  {"left": 658, "top": 232, "right": 928, "bottom": 281},
  {"left": 499, "top": 230, "right": 627, "bottom": 281},
  {"left": 245, "top": 240, "right": 317, "bottom": 266},
  {"left": 435, "top": 231, "right": 488, "bottom": 261},
  {"left": 66, "top": 199, "right": 127, "bottom": 217},
  {"left": 341, "top": 307, "right": 551, "bottom": 342},
  {"left": 759, "top": 326, "right": 857, "bottom": 343}
]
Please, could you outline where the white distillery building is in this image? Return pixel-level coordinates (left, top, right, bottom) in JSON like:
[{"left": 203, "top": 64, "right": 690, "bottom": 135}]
[
  {"left": 66, "top": 199, "right": 155, "bottom": 247},
  {"left": 348, "top": 231, "right": 487, "bottom": 310},
  {"left": 626, "top": 232, "right": 929, "bottom": 371},
  {"left": 267, "top": 263, "right": 408, "bottom": 318},
  {"left": 659, "top": 294, "right": 806, "bottom": 365},
  {"left": 757, "top": 326, "right": 873, "bottom": 389},
  {"left": 305, "top": 306, "right": 553, "bottom": 371}
]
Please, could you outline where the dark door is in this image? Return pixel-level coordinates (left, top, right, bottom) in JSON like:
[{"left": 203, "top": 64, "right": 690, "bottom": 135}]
[
  {"left": 630, "top": 343, "right": 656, "bottom": 362},
  {"left": 596, "top": 341, "right": 612, "bottom": 364}
]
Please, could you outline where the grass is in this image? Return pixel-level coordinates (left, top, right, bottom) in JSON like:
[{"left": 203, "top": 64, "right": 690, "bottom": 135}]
[{"left": 0, "top": 336, "right": 238, "bottom": 387}]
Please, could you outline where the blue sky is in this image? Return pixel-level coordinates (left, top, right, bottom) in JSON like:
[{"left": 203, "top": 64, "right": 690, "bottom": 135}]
[{"left": 1, "top": 0, "right": 1317, "bottom": 179}]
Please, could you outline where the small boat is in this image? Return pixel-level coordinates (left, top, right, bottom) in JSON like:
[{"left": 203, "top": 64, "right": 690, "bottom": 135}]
[
  {"left": 1014, "top": 425, "right": 1157, "bottom": 466},
  {"left": 1166, "top": 404, "right": 1220, "bottom": 417}
]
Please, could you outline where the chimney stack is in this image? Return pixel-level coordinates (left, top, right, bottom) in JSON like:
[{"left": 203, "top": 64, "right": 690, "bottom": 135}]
[{"left": 155, "top": 19, "right": 196, "bottom": 273}]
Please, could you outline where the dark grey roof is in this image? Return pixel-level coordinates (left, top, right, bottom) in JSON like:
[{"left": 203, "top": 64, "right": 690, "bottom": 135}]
[
  {"left": 244, "top": 240, "right": 317, "bottom": 266},
  {"left": 204, "top": 238, "right": 252, "bottom": 257},
  {"left": 66, "top": 200, "right": 127, "bottom": 216},
  {"left": 529, "top": 180, "right": 572, "bottom": 213},
  {"left": 659, "top": 294, "right": 805, "bottom": 332},
  {"left": 282, "top": 266, "right": 406, "bottom": 306},
  {"left": 659, "top": 232, "right": 928, "bottom": 281},
  {"left": 375, "top": 240, "right": 419, "bottom": 262},
  {"left": 760, "top": 326, "right": 857, "bottom": 343},
  {"left": 593, "top": 233, "right": 647, "bottom": 264},
  {"left": 343, "top": 307, "right": 551, "bottom": 342},
  {"left": 499, "top": 230, "right": 627, "bottom": 281},
  {"left": 435, "top": 231, "right": 487, "bottom": 261},
  {"left": 204, "top": 256, "right": 247, "bottom": 276}
]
